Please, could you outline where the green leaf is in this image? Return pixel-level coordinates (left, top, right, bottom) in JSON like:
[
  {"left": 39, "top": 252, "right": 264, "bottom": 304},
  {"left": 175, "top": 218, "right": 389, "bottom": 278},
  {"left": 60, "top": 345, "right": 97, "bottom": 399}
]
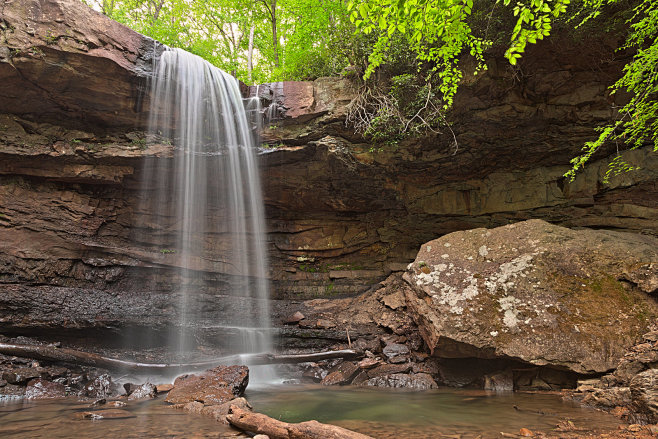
[{"left": 359, "top": 4, "right": 368, "bottom": 20}]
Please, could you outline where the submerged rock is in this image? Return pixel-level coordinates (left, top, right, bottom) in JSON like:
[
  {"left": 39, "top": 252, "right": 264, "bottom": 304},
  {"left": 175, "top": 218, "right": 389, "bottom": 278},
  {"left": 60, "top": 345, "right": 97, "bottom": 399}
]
[
  {"left": 75, "top": 409, "right": 135, "bottom": 420},
  {"left": 107, "top": 401, "right": 127, "bottom": 408},
  {"left": 165, "top": 365, "right": 249, "bottom": 405},
  {"left": 403, "top": 220, "right": 658, "bottom": 374}
]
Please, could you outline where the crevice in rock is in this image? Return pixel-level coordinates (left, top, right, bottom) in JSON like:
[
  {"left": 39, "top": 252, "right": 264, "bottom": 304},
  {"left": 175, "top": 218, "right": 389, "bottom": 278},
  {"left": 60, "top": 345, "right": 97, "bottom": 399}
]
[{"left": 434, "top": 356, "right": 597, "bottom": 391}]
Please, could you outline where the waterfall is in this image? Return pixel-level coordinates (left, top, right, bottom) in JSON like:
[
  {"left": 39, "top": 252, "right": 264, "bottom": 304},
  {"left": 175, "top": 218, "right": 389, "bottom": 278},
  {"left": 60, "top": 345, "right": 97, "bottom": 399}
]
[{"left": 138, "top": 47, "right": 274, "bottom": 383}]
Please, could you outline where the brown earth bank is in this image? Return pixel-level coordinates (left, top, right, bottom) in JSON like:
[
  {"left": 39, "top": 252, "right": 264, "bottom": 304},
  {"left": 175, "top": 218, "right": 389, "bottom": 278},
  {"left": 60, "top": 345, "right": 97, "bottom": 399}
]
[{"left": 0, "top": 0, "right": 657, "bottom": 432}]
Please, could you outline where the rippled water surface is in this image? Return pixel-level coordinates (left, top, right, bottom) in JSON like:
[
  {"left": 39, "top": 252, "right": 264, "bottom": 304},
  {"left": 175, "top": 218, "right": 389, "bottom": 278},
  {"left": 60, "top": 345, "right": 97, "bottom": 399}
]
[{"left": 1, "top": 386, "right": 621, "bottom": 439}]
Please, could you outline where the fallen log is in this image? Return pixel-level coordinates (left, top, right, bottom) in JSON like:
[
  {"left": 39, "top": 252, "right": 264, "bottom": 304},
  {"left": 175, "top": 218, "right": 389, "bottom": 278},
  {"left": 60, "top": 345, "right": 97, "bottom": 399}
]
[
  {"left": 227, "top": 405, "right": 374, "bottom": 439},
  {"left": 0, "top": 343, "right": 362, "bottom": 373}
]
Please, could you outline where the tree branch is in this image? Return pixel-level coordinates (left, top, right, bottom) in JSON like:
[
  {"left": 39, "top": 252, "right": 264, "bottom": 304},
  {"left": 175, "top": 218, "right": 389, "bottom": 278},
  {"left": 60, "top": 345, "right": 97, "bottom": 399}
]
[{"left": 0, "top": 343, "right": 362, "bottom": 373}]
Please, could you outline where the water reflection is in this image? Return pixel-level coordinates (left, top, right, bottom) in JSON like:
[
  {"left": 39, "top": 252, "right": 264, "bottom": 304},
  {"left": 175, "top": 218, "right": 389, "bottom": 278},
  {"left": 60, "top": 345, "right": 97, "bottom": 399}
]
[
  {"left": 0, "top": 386, "right": 621, "bottom": 439},
  {"left": 247, "top": 385, "right": 621, "bottom": 438}
]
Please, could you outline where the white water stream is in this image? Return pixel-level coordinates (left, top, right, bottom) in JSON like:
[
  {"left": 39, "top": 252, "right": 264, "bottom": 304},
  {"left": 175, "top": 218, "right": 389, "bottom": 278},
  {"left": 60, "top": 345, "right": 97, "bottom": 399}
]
[{"left": 139, "top": 48, "right": 274, "bottom": 383}]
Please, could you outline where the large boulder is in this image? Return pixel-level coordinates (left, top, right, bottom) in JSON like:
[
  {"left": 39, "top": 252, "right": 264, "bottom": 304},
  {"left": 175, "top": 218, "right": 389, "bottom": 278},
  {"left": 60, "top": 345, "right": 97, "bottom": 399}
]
[
  {"left": 403, "top": 220, "right": 658, "bottom": 374},
  {"left": 165, "top": 365, "right": 249, "bottom": 405}
]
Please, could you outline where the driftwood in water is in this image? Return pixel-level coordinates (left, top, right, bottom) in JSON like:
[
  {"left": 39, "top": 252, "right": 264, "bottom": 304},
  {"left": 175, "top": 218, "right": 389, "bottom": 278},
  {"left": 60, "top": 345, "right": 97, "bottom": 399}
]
[
  {"left": 227, "top": 405, "right": 374, "bottom": 439},
  {"left": 0, "top": 343, "right": 362, "bottom": 373}
]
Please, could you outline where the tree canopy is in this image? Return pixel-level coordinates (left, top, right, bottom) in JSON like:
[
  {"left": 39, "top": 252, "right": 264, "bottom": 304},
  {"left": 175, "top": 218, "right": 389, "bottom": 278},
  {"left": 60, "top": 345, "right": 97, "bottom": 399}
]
[
  {"left": 85, "top": 0, "right": 657, "bottom": 179},
  {"left": 347, "top": 0, "right": 657, "bottom": 180},
  {"left": 85, "top": 0, "right": 356, "bottom": 83}
]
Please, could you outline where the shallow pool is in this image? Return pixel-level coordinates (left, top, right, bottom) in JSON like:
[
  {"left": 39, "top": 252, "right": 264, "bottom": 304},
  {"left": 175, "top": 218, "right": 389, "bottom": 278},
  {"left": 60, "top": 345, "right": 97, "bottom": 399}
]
[
  {"left": 0, "top": 385, "right": 620, "bottom": 439},
  {"left": 247, "top": 385, "right": 620, "bottom": 438}
]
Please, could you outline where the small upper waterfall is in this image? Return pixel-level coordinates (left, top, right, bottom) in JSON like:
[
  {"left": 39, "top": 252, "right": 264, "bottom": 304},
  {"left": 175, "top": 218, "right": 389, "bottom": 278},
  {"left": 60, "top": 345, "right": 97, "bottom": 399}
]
[{"left": 137, "top": 47, "right": 274, "bottom": 383}]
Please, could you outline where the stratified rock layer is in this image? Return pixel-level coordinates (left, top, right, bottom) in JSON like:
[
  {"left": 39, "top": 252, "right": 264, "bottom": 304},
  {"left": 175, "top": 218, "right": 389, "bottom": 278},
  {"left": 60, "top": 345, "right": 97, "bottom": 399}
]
[
  {"left": 0, "top": 0, "right": 656, "bottom": 346},
  {"left": 403, "top": 220, "right": 658, "bottom": 374},
  {"left": 0, "top": 0, "right": 154, "bottom": 130},
  {"left": 573, "top": 325, "right": 658, "bottom": 423}
]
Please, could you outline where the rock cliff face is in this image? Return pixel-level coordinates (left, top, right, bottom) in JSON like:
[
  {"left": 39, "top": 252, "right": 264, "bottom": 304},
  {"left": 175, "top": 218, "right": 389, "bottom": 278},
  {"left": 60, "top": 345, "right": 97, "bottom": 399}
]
[
  {"left": 0, "top": 0, "right": 155, "bottom": 130},
  {"left": 0, "top": 0, "right": 657, "bottom": 343}
]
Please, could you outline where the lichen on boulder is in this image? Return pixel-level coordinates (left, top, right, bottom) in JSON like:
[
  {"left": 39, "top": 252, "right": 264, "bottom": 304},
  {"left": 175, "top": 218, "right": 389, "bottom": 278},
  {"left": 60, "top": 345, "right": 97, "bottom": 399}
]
[{"left": 403, "top": 219, "right": 658, "bottom": 374}]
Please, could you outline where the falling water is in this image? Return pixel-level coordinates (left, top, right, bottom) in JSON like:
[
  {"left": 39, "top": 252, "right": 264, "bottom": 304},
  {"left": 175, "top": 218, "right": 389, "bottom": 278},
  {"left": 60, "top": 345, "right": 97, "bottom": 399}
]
[{"left": 139, "top": 48, "right": 274, "bottom": 383}]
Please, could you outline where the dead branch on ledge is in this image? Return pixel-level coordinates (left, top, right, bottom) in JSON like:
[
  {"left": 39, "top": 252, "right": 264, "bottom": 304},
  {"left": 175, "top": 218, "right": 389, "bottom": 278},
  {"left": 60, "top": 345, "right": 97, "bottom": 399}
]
[
  {"left": 0, "top": 343, "right": 362, "bottom": 373},
  {"left": 227, "top": 405, "right": 375, "bottom": 439}
]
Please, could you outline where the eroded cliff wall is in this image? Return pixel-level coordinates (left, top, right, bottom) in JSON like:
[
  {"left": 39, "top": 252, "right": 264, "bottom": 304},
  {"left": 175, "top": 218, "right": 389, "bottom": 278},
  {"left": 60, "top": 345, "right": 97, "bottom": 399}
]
[{"left": 0, "top": 0, "right": 656, "bottom": 337}]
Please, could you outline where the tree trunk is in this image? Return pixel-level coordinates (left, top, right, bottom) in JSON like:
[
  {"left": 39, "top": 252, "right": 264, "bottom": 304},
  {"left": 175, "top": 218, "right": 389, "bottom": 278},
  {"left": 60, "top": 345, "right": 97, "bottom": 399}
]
[
  {"left": 0, "top": 343, "right": 362, "bottom": 373},
  {"left": 271, "top": 0, "right": 279, "bottom": 68},
  {"left": 227, "top": 405, "right": 375, "bottom": 439},
  {"left": 248, "top": 24, "right": 255, "bottom": 82}
]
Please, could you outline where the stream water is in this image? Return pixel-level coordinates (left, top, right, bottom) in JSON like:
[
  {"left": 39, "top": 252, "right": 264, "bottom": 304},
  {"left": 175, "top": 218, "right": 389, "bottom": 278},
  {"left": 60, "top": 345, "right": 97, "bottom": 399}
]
[{"left": 0, "top": 386, "right": 621, "bottom": 439}]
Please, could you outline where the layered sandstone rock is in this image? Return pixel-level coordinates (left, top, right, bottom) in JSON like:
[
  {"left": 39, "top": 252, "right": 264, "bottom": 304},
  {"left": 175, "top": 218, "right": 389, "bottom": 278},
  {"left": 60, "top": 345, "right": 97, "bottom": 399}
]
[
  {"left": 573, "top": 326, "right": 658, "bottom": 423},
  {"left": 403, "top": 220, "right": 658, "bottom": 374},
  {"left": 0, "top": 0, "right": 656, "bottom": 347},
  {"left": 0, "top": 0, "right": 155, "bottom": 130}
]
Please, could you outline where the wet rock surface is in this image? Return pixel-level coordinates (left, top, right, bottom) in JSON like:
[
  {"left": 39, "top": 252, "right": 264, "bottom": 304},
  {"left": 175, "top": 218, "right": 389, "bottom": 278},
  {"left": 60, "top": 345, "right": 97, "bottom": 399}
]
[
  {"left": 84, "top": 374, "right": 116, "bottom": 399},
  {"left": 165, "top": 365, "right": 249, "bottom": 405},
  {"left": 126, "top": 382, "right": 157, "bottom": 400},
  {"left": 0, "top": 336, "right": 120, "bottom": 401},
  {"left": 24, "top": 378, "right": 66, "bottom": 399},
  {"left": 74, "top": 409, "right": 136, "bottom": 420}
]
